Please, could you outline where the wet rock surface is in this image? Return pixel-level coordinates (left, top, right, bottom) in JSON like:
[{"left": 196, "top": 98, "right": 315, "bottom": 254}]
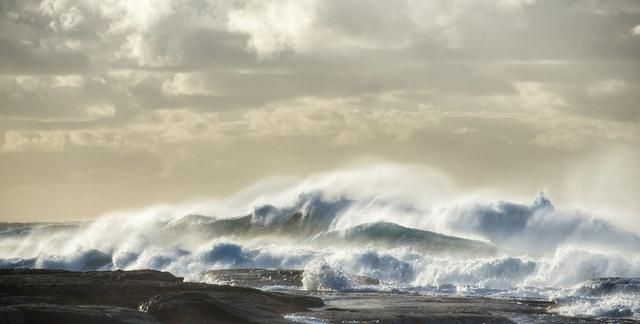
[
  {"left": 2, "top": 268, "right": 638, "bottom": 324},
  {"left": 0, "top": 269, "right": 322, "bottom": 324},
  {"left": 7, "top": 304, "right": 160, "bottom": 324}
]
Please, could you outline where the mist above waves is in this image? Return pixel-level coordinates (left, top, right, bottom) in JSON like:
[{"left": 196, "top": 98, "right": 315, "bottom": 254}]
[{"left": 1, "top": 163, "right": 639, "bottom": 292}]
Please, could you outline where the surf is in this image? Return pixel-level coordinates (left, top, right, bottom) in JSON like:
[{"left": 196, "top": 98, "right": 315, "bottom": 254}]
[{"left": 1, "top": 164, "right": 639, "bottom": 319}]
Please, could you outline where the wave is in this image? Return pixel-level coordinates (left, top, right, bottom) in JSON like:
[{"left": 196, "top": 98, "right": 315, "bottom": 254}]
[
  {"left": 1, "top": 193, "right": 639, "bottom": 285},
  {"left": 438, "top": 194, "right": 640, "bottom": 255},
  {"left": 301, "top": 260, "right": 359, "bottom": 291},
  {"left": 311, "top": 221, "right": 497, "bottom": 255},
  {"left": 552, "top": 278, "right": 640, "bottom": 318},
  {"left": 1, "top": 164, "right": 640, "bottom": 319},
  {"left": 570, "top": 277, "right": 640, "bottom": 297}
]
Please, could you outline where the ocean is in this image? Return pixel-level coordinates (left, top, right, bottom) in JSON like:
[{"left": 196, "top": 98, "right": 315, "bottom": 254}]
[{"left": 2, "top": 165, "right": 639, "bottom": 321}]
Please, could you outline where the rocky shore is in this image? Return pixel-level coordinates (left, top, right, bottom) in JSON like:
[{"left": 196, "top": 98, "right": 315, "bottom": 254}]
[
  {"left": 0, "top": 269, "right": 321, "bottom": 324},
  {"left": 1, "top": 268, "right": 638, "bottom": 324}
]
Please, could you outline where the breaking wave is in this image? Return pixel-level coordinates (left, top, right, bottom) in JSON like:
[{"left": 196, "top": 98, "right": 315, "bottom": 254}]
[
  {"left": 1, "top": 164, "right": 639, "bottom": 319},
  {"left": 552, "top": 278, "right": 640, "bottom": 318}
]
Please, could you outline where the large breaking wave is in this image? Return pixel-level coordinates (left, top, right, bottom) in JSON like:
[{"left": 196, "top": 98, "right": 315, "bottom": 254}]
[{"left": 1, "top": 164, "right": 639, "bottom": 319}]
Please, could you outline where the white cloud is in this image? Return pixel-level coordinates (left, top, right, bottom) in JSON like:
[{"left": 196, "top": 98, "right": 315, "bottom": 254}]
[
  {"left": 225, "top": 0, "right": 540, "bottom": 57},
  {"left": 227, "top": 0, "right": 317, "bottom": 58},
  {"left": 632, "top": 24, "right": 640, "bottom": 36},
  {"left": 162, "top": 73, "right": 216, "bottom": 96},
  {"left": 513, "top": 82, "right": 566, "bottom": 112},
  {"left": 56, "top": 6, "right": 84, "bottom": 31}
]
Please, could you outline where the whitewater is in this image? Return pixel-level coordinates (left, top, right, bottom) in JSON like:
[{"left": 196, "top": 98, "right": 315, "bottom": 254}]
[{"left": 1, "top": 164, "right": 639, "bottom": 320}]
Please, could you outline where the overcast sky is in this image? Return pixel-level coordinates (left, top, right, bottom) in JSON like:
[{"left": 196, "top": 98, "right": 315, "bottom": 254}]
[{"left": 1, "top": 0, "right": 639, "bottom": 223}]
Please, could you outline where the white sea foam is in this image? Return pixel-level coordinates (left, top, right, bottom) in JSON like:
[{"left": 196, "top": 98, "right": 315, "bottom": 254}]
[
  {"left": 284, "top": 314, "right": 328, "bottom": 324},
  {"left": 550, "top": 277, "right": 640, "bottom": 318},
  {"left": 553, "top": 294, "right": 640, "bottom": 318}
]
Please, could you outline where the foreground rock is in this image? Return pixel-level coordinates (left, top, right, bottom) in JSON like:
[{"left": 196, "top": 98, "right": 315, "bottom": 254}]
[
  {"left": 0, "top": 269, "right": 323, "bottom": 324},
  {"left": 3, "top": 268, "right": 637, "bottom": 324},
  {"left": 3, "top": 304, "right": 158, "bottom": 324}
]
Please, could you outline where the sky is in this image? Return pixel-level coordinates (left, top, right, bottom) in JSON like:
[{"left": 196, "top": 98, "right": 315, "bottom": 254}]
[{"left": 0, "top": 0, "right": 639, "bottom": 224}]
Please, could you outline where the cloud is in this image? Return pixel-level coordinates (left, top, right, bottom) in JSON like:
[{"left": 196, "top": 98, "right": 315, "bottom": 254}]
[
  {"left": 242, "top": 97, "right": 442, "bottom": 145},
  {"left": 0, "top": 75, "right": 124, "bottom": 121},
  {"left": 587, "top": 79, "right": 627, "bottom": 97},
  {"left": 4, "top": 92, "right": 636, "bottom": 155},
  {"left": 86, "top": 104, "right": 116, "bottom": 119},
  {"left": 527, "top": 115, "right": 639, "bottom": 150},
  {"left": 513, "top": 82, "right": 566, "bottom": 112},
  {"left": 227, "top": 0, "right": 317, "bottom": 58},
  {"left": 1, "top": 131, "right": 67, "bottom": 153},
  {"left": 495, "top": 0, "right": 536, "bottom": 10},
  {"left": 161, "top": 73, "right": 217, "bottom": 96},
  {"left": 224, "top": 0, "right": 542, "bottom": 58},
  {"left": 632, "top": 24, "right": 640, "bottom": 35},
  {"left": 0, "top": 0, "right": 639, "bottom": 221},
  {"left": 0, "top": 109, "right": 230, "bottom": 153},
  {"left": 1, "top": 98, "right": 440, "bottom": 153},
  {"left": 2, "top": 0, "right": 638, "bottom": 72}
]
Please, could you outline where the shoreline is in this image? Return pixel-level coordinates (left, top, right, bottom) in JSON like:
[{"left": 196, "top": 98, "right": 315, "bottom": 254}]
[{"left": 2, "top": 268, "right": 638, "bottom": 323}]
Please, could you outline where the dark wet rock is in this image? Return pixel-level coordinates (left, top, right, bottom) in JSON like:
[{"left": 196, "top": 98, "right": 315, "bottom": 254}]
[
  {"left": 0, "top": 268, "right": 181, "bottom": 282},
  {"left": 0, "top": 269, "right": 70, "bottom": 276},
  {"left": 0, "top": 269, "right": 323, "bottom": 324},
  {"left": 7, "top": 304, "right": 160, "bottom": 324},
  {"left": 0, "top": 306, "right": 24, "bottom": 324},
  {"left": 201, "top": 268, "right": 379, "bottom": 289},
  {"left": 139, "top": 291, "right": 285, "bottom": 324},
  {"left": 3, "top": 268, "right": 634, "bottom": 324}
]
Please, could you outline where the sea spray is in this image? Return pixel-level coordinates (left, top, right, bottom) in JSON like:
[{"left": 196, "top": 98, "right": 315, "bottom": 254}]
[{"left": 2, "top": 164, "right": 640, "bottom": 318}]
